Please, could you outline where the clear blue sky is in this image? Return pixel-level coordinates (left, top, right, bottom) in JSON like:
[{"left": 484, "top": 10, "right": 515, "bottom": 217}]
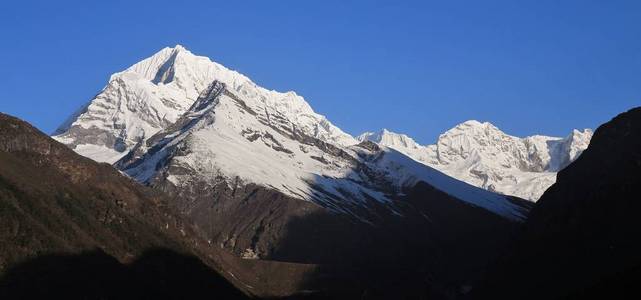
[{"left": 1, "top": 0, "right": 639, "bottom": 144}]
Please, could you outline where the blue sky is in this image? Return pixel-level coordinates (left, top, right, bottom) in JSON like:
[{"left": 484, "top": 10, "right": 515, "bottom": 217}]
[{"left": 1, "top": 0, "right": 639, "bottom": 144}]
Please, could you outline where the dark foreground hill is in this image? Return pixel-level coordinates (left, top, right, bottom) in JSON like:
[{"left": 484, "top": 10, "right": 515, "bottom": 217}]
[
  {"left": 0, "top": 113, "right": 251, "bottom": 298},
  {"left": 473, "top": 107, "right": 641, "bottom": 299},
  {"left": 1, "top": 249, "right": 246, "bottom": 299}
]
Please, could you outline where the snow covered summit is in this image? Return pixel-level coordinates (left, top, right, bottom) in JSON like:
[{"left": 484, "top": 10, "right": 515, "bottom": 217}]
[{"left": 53, "top": 45, "right": 355, "bottom": 163}]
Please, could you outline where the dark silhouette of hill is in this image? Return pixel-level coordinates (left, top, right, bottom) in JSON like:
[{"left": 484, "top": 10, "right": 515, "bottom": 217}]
[
  {"left": 567, "top": 262, "right": 641, "bottom": 299},
  {"left": 0, "top": 248, "right": 246, "bottom": 299}
]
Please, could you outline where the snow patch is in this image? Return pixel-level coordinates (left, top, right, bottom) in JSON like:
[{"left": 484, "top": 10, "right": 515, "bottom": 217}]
[{"left": 73, "top": 144, "right": 127, "bottom": 163}]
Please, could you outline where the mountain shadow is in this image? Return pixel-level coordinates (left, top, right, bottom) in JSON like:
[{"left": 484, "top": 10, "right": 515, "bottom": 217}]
[
  {"left": 566, "top": 262, "right": 641, "bottom": 299},
  {"left": 266, "top": 181, "right": 531, "bottom": 299},
  {"left": 0, "top": 248, "right": 247, "bottom": 299}
]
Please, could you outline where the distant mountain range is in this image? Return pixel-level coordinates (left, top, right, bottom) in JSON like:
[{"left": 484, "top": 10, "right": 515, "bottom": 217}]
[
  {"left": 53, "top": 45, "right": 590, "bottom": 201},
  {"left": 2, "top": 44, "right": 638, "bottom": 299}
]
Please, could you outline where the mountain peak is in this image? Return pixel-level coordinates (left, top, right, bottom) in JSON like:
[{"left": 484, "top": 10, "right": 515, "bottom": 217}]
[
  {"left": 172, "top": 44, "right": 187, "bottom": 51},
  {"left": 435, "top": 120, "right": 505, "bottom": 148},
  {"left": 572, "top": 128, "right": 593, "bottom": 136},
  {"left": 54, "top": 45, "right": 356, "bottom": 164},
  {"left": 376, "top": 128, "right": 404, "bottom": 139},
  {"left": 357, "top": 129, "right": 424, "bottom": 153},
  {"left": 453, "top": 120, "right": 500, "bottom": 131},
  {"left": 460, "top": 119, "right": 484, "bottom": 126}
]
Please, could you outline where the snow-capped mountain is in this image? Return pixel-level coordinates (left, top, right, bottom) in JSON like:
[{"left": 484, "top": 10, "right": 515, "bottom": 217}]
[
  {"left": 51, "top": 45, "right": 535, "bottom": 291},
  {"left": 54, "top": 45, "right": 526, "bottom": 221},
  {"left": 53, "top": 45, "right": 355, "bottom": 163},
  {"left": 358, "top": 122, "right": 593, "bottom": 200}
]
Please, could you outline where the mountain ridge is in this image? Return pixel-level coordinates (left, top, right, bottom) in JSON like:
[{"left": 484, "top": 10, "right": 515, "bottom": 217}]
[
  {"left": 115, "top": 79, "right": 528, "bottom": 222},
  {"left": 358, "top": 121, "right": 592, "bottom": 200}
]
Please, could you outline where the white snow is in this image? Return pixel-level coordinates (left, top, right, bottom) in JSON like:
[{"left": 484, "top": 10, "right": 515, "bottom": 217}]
[
  {"left": 375, "top": 147, "right": 527, "bottom": 220},
  {"left": 73, "top": 144, "right": 128, "bottom": 164}
]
